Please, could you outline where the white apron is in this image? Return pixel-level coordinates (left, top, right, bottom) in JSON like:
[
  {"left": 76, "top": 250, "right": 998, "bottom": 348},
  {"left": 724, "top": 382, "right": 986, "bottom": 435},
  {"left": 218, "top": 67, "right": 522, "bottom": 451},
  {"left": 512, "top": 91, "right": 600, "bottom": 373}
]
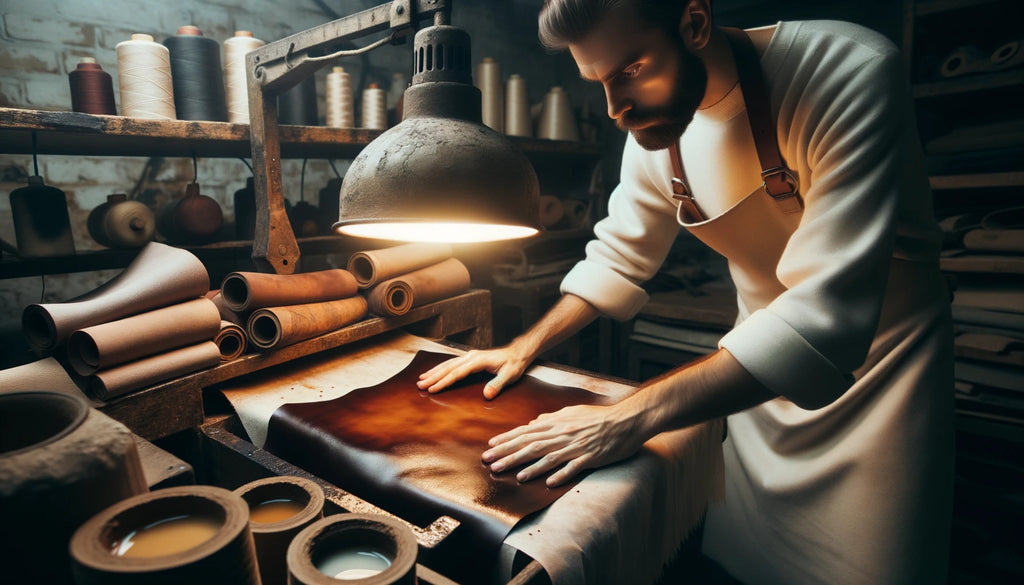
[{"left": 676, "top": 28, "right": 955, "bottom": 584}]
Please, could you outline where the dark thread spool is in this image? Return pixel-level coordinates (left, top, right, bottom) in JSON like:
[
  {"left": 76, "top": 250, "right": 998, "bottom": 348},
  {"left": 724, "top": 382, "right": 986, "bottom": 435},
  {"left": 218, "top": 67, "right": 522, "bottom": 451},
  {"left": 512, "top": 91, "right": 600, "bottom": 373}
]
[
  {"left": 9, "top": 176, "right": 76, "bottom": 257},
  {"left": 278, "top": 75, "right": 319, "bottom": 126},
  {"left": 233, "top": 177, "right": 256, "bottom": 240},
  {"left": 69, "top": 58, "right": 117, "bottom": 115},
  {"left": 164, "top": 25, "right": 228, "bottom": 122}
]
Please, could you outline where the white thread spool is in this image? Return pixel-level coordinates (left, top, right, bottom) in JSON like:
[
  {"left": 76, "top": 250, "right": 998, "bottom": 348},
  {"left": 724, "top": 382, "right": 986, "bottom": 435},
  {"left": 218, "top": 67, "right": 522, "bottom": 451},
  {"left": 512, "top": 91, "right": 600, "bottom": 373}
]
[
  {"left": 326, "top": 67, "right": 355, "bottom": 128},
  {"left": 116, "top": 33, "right": 176, "bottom": 120},
  {"left": 504, "top": 74, "right": 531, "bottom": 137},
  {"left": 223, "top": 31, "right": 265, "bottom": 124},
  {"left": 476, "top": 57, "right": 504, "bottom": 132},
  {"left": 538, "top": 86, "right": 579, "bottom": 141},
  {"left": 361, "top": 83, "right": 387, "bottom": 130}
]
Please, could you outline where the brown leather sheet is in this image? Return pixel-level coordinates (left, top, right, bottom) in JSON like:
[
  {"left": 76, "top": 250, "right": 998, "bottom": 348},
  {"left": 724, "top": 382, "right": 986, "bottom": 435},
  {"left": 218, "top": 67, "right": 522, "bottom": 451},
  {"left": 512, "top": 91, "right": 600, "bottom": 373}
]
[{"left": 264, "top": 350, "right": 614, "bottom": 582}]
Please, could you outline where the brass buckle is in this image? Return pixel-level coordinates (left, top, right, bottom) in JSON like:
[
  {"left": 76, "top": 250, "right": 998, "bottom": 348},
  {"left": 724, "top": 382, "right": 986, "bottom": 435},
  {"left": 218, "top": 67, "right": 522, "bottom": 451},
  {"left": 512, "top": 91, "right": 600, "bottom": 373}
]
[{"left": 761, "top": 166, "right": 799, "bottom": 198}]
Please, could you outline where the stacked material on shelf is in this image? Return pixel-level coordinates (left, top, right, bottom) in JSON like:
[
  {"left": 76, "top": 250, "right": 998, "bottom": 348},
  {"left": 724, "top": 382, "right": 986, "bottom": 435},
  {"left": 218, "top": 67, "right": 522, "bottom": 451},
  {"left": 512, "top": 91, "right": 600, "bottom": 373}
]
[
  {"left": 20, "top": 242, "right": 220, "bottom": 400},
  {"left": 347, "top": 243, "right": 472, "bottom": 317},
  {"left": 218, "top": 268, "right": 367, "bottom": 351},
  {"left": 942, "top": 206, "right": 1024, "bottom": 423},
  {"left": 491, "top": 231, "right": 590, "bottom": 286}
]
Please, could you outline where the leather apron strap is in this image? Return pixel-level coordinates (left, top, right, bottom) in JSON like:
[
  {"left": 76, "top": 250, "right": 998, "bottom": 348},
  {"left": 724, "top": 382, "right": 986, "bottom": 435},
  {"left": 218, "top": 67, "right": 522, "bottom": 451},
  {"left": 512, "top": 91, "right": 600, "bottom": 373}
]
[{"left": 669, "top": 27, "right": 804, "bottom": 222}]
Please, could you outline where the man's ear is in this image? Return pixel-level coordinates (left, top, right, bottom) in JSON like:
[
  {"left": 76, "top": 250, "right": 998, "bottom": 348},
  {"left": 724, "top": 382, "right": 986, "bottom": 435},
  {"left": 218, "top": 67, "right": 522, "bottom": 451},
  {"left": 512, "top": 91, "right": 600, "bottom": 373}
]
[{"left": 678, "top": 0, "right": 712, "bottom": 51}]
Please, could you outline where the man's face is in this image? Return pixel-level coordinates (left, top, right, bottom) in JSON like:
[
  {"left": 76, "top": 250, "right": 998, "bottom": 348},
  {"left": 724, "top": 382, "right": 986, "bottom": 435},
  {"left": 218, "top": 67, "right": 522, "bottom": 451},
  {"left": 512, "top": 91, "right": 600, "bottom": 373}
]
[{"left": 569, "top": 6, "right": 707, "bottom": 150}]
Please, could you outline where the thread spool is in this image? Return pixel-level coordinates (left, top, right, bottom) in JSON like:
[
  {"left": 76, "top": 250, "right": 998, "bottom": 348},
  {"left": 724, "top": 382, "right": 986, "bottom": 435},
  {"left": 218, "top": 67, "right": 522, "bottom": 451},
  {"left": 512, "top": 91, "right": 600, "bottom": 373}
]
[
  {"left": 116, "top": 33, "right": 176, "bottom": 120},
  {"left": 9, "top": 175, "right": 76, "bottom": 257},
  {"left": 279, "top": 74, "right": 319, "bottom": 126},
  {"left": 287, "top": 513, "right": 417, "bottom": 585},
  {"left": 69, "top": 57, "right": 117, "bottom": 115},
  {"left": 0, "top": 391, "right": 147, "bottom": 584},
  {"left": 504, "top": 73, "right": 532, "bottom": 137},
  {"left": 70, "top": 485, "right": 260, "bottom": 585},
  {"left": 476, "top": 57, "right": 504, "bottom": 132},
  {"left": 158, "top": 182, "right": 224, "bottom": 245},
  {"left": 234, "top": 476, "right": 325, "bottom": 585},
  {"left": 361, "top": 83, "right": 388, "bottom": 130},
  {"left": 538, "top": 86, "right": 580, "bottom": 141},
  {"left": 163, "top": 25, "right": 228, "bottom": 121},
  {"left": 87, "top": 194, "right": 156, "bottom": 248},
  {"left": 223, "top": 31, "right": 265, "bottom": 124},
  {"left": 326, "top": 67, "right": 355, "bottom": 128}
]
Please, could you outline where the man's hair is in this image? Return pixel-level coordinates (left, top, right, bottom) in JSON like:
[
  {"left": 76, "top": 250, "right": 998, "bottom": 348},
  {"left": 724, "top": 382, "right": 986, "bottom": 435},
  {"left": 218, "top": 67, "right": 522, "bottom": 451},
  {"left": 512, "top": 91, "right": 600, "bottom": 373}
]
[{"left": 538, "top": 0, "right": 689, "bottom": 49}]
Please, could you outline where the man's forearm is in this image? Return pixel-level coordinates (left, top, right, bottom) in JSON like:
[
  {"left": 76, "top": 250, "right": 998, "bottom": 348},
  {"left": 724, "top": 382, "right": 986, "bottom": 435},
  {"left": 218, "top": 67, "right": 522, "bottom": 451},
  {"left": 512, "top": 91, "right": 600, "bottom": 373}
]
[
  {"left": 626, "top": 348, "right": 777, "bottom": 439},
  {"left": 511, "top": 293, "right": 601, "bottom": 360}
]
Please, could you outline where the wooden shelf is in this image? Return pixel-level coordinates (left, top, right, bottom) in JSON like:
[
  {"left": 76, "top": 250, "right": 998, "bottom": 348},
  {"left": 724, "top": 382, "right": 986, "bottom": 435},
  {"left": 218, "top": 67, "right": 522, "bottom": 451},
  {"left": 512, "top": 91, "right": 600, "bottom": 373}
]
[
  {"left": 0, "top": 107, "right": 603, "bottom": 160},
  {"left": 912, "top": 69, "right": 1024, "bottom": 99},
  {"left": 929, "top": 171, "right": 1024, "bottom": 189},
  {"left": 0, "top": 235, "right": 366, "bottom": 279},
  {"left": 97, "top": 289, "right": 492, "bottom": 440}
]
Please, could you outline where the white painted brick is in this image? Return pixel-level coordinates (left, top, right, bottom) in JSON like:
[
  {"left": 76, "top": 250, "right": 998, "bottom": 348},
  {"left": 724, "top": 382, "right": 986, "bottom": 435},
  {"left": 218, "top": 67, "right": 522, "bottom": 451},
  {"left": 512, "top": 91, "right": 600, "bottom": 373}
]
[
  {"left": 3, "top": 14, "right": 96, "bottom": 47},
  {"left": 0, "top": 45, "right": 60, "bottom": 75},
  {"left": 22, "top": 72, "right": 69, "bottom": 109},
  {"left": 0, "top": 78, "right": 27, "bottom": 107},
  {"left": 0, "top": 0, "right": 63, "bottom": 21}
]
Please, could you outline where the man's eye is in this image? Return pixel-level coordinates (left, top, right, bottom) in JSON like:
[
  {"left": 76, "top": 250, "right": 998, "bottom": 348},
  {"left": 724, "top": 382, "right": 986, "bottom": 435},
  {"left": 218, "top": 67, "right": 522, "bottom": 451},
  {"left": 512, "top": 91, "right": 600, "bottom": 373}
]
[{"left": 620, "top": 65, "right": 641, "bottom": 80}]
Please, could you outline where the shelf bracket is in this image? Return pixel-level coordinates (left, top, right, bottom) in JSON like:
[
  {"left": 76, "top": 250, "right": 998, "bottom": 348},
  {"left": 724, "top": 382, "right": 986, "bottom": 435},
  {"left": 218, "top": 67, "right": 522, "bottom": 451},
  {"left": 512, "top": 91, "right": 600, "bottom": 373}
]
[{"left": 245, "top": 0, "right": 449, "bottom": 273}]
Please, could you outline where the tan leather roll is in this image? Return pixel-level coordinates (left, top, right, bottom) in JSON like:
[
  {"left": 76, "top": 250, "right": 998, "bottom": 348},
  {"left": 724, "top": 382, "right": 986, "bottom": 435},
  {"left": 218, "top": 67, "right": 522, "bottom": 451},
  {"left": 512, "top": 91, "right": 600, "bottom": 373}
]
[
  {"left": 67, "top": 298, "right": 221, "bottom": 376},
  {"left": 89, "top": 341, "right": 221, "bottom": 400},
  {"left": 247, "top": 296, "right": 368, "bottom": 350},
  {"left": 215, "top": 320, "right": 246, "bottom": 361},
  {"left": 346, "top": 242, "right": 453, "bottom": 288},
  {"left": 220, "top": 269, "right": 359, "bottom": 313},
  {"left": 22, "top": 242, "right": 209, "bottom": 352},
  {"left": 365, "top": 258, "right": 471, "bottom": 317}
]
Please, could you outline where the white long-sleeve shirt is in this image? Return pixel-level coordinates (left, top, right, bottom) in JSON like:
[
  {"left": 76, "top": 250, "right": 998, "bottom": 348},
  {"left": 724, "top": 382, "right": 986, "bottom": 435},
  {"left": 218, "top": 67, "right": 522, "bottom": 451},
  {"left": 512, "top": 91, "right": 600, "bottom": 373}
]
[{"left": 560, "top": 20, "right": 954, "bottom": 584}]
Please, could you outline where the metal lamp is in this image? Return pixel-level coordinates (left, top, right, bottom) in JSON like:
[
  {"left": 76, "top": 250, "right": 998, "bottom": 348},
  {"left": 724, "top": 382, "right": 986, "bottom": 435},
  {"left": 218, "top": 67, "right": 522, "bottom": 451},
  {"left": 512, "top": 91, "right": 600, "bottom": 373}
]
[
  {"left": 246, "top": 0, "right": 540, "bottom": 274},
  {"left": 334, "top": 24, "right": 540, "bottom": 243}
]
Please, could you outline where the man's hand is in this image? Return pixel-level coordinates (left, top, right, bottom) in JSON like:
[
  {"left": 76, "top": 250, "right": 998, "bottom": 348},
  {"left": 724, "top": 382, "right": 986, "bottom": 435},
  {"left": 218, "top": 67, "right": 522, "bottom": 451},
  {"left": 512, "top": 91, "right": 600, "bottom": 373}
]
[
  {"left": 416, "top": 348, "right": 531, "bottom": 399},
  {"left": 481, "top": 403, "right": 647, "bottom": 487}
]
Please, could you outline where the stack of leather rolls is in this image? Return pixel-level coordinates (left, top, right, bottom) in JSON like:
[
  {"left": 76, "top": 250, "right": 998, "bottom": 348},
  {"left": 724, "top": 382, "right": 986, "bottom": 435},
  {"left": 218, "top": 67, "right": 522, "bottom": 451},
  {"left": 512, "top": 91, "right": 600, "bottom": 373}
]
[
  {"left": 346, "top": 242, "right": 472, "bottom": 317},
  {"left": 20, "top": 242, "right": 222, "bottom": 400},
  {"left": 216, "top": 268, "right": 367, "bottom": 351}
]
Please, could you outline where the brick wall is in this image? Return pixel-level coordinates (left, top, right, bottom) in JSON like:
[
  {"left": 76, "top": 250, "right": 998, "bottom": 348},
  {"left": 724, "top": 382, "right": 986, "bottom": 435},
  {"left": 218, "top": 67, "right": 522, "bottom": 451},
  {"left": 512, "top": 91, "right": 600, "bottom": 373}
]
[{"left": 0, "top": 0, "right": 600, "bottom": 363}]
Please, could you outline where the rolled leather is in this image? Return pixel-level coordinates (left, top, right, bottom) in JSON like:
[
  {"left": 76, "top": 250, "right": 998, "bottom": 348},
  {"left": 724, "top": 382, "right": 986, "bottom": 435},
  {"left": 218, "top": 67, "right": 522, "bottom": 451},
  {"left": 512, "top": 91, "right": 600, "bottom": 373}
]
[
  {"left": 214, "top": 320, "right": 246, "bottom": 361},
  {"left": 22, "top": 242, "right": 209, "bottom": 352},
  {"left": 67, "top": 297, "right": 221, "bottom": 376},
  {"left": 246, "top": 295, "right": 368, "bottom": 350},
  {"left": 89, "top": 341, "right": 221, "bottom": 400},
  {"left": 346, "top": 242, "right": 453, "bottom": 288},
  {"left": 364, "top": 258, "right": 470, "bottom": 317},
  {"left": 220, "top": 269, "right": 359, "bottom": 313}
]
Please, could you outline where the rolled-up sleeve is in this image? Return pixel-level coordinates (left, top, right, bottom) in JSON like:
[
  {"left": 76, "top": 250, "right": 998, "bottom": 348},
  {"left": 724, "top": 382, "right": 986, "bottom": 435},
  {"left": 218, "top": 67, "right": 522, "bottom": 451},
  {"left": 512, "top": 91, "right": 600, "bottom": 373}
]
[{"left": 561, "top": 135, "right": 681, "bottom": 320}]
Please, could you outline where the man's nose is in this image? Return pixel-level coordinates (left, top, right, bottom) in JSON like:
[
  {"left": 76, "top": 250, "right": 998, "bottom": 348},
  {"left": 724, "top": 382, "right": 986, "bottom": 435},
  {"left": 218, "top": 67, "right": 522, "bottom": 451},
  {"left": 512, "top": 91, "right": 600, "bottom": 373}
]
[{"left": 604, "top": 84, "right": 631, "bottom": 120}]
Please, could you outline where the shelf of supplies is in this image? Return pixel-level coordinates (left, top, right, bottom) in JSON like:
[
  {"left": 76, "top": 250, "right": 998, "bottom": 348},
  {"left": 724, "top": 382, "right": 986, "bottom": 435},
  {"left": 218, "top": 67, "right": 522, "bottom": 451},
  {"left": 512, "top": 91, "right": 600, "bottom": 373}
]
[
  {"left": 915, "top": 0, "right": 1001, "bottom": 16},
  {"left": 912, "top": 69, "right": 1024, "bottom": 98},
  {"left": 0, "top": 107, "right": 603, "bottom": 160},
  {"left": 929, "top": 171, "right": 1024, "bottom": 189},
  {"left": 0, "top": 235, "right": 365, "bottom": 279}
]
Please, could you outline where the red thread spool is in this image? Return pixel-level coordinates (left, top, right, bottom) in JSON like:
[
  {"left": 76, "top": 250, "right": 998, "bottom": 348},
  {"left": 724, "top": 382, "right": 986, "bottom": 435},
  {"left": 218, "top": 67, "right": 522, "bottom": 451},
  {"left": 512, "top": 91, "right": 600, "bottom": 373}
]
[{"left": 69, "top": 58, "right": 117, "bottom": 115}]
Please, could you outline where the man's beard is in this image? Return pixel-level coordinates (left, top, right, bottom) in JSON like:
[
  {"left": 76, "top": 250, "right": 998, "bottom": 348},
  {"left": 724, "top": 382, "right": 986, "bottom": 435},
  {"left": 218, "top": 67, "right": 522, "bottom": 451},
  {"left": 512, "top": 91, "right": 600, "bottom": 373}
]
[{"left": 619, "top": 46, "right": 707, "bottom": 151}]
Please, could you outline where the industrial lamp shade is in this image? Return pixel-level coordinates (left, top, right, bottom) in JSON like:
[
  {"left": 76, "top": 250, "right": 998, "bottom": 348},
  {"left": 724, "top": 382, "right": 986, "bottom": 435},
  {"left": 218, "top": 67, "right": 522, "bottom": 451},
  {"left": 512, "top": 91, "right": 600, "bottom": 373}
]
[{"left": 334, "top": 25, "right": 541, "bottom": 243}]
